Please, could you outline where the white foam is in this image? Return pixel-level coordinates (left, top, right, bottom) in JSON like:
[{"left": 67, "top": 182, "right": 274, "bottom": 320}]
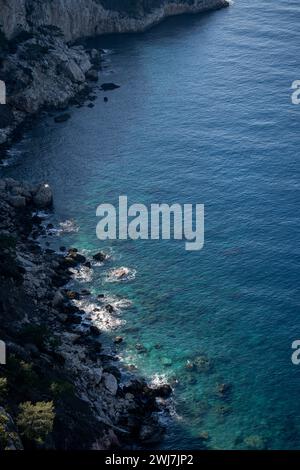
[
  {"left": 74, "top": 298, "right": 125, "bottom": 331},
  {"left": 70, "top": 265, "right": 93, "bottom": 283},
  {"left": 59, "top": 219, "right": 79, "bottom": 233},
  {"left": 105, "top": 267, "right": 136, "bottom": 283},
  {"left": 150, "top": 373, "right": 170, "bottom": 388},
  {"left": 99, "top": 294, "right": 132, "bottom": 310},
  {"left": 44, "top": 219, "right": 79, "bottom": 236}
]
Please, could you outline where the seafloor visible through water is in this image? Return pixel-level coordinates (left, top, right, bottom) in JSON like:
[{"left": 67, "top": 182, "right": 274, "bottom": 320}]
[{"left": 2, "top": 0, "right": 300, "bottom": 449}]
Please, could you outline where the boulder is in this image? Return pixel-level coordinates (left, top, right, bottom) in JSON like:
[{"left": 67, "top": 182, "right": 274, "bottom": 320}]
[
  {"left": 89, "top": 49, "right": 102, "bottom": 68},
  {"left": 153, "top": 384, "right": 172, "bottom": 399},
  {"left": 65, "top": 290, "right": 80, "bottom": 300},
  {"left": 105, "top": 304, "right": 114, "bottom": 313},
  {"left": 103, "top": 373, "right": 118, "bottom": 396},
  {"left": 52, "top": 290, "right": 65, "bottom": 308},
  {"left": 93, "top": 367, "right": 103, "bottom": 386},
  {"left": 66, "top": 249, "right": 86, "bottom": 264},
  {"left": 114, "top": 336, "right": 123, "bottom": 344},
  {"left": 32, "top": 183, "right": 53, "bottom": 208},
  {"left": 86, "top": 69, "right": 99, "bottom": 82},
  {"left": 57, "top": 59, "right": 85, "bottom": 83},
  {"left": 90, "top": 325, "right": 101, "bottom": 336},
  {"left": 93, "top": 252, "right": 107, "bottom": 262}
]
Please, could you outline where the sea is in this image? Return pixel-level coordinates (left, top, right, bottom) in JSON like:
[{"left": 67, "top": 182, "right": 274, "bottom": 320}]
[{"left": 2, "top": 0, "right": 300, "bottom": 449}]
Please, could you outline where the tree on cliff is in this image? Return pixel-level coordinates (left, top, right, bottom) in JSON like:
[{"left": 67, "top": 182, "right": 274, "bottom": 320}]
[{"left": 17, "top": 401, "right": 55, "bottom": 445}]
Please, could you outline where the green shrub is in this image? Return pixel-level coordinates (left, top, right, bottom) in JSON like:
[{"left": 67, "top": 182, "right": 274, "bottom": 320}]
[
  {"left": 0, "top": 412, "right": 9, "bottom": 448},
  {"left": 17, "top": 401, "right": 55, "bottom": 445}
]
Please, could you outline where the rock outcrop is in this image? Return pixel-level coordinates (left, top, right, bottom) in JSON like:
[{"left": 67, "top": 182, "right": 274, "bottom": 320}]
[
  {"left": 0, "top": 1, "right": 229, "bottom": 41},
  {"left": 0, "top": 0, "right": 229, "bottom": 149},
  {"left": 0, "top": 178, "right": 171, "bottom": 450},
  {"left": 0, "top": 26, "right": 100, "bottom": 147}
]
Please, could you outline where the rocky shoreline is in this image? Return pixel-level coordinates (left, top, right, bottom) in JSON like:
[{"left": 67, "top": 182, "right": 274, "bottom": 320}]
[
  {"left": 0, "top": 0, "right": 229, "bottom": 152},
  {"left": 0, "top": 0, "right": 230, "bottom": 450},
  {"left": 0, "top": 179, "right": 172, "bottom": 450},
  {"left": 1, "top": 1, "right": 229, "bottom": 42},
  {"left": 0, "top": 26, "right": 104, "bottom": 151}
]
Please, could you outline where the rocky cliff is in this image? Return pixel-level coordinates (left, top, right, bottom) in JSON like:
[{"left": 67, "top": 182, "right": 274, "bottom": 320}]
[
  {"left": 0, "top": 178, "right": 172, "bottom": 449},
  {"left": 0, "top": 0, "right": 229, "bottom": 41},
  {"left": 0, "top": 0, "right": 229, "bottom": 150}
]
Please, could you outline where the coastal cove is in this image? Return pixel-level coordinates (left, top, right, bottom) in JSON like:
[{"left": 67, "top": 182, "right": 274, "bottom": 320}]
[{"left": 2, "top": 0, "right": 300, "bottom": 450}]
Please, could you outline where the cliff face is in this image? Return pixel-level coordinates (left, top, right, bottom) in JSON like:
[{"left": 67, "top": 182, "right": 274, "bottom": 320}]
[
  {"left": 0, "top": 0, "right": 229, "bottom": 41},
  {"left": 0, "top": 0, "right": 229, "bottom": 148},
  {"left": 0, "top": 178, "right": 171, "bottom": 449}
]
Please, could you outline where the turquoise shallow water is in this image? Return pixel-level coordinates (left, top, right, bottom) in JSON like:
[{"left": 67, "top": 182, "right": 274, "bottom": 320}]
[{"left": 2, "top": 0, "right": 300, "bottom": 449}]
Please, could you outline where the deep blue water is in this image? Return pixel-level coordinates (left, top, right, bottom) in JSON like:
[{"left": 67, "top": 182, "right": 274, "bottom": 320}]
[{"left": 2, "top": 0, "right": 300, "bottom": 449}]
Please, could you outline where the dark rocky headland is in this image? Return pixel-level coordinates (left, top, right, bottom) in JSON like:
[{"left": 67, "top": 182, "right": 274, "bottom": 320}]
[
  {"left": 0, "top": 0, "right": 229, "bottom": 149},
  {"left": 0, "top": 0, "right": 229, "bottom": 450}
]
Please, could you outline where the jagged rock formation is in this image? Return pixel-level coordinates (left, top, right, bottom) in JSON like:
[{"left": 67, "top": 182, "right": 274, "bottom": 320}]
[
  {"left": 0, "top": 0, "right": 228, "bottom": 149},
  {"left": 0, "top": 178, "right": 171, "bottom": 450},
  {"left": 0, "top": 0, "right": 229, "bottom": 41}
]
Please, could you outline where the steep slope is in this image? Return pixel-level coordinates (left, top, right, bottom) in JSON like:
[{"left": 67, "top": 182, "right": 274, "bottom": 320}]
[{"left": 0, "top": 0, "right": 229, "bottom": 41}]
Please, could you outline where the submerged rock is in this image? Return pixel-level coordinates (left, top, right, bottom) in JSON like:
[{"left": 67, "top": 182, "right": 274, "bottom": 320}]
[
  {"left": 161, "top": 357, "right": 172, "bottom": 367},
  {"left": 193, "top": 354, "right": 213, "bottom": 373},
  {"left": 198, "top": 431, "right": 209, "bottom": 441},
  {"left": 139, "top": 419, "right": 165, "bottom": 444},
  {"left": 54, "top": 113, "right": 71, "bottom": 123},
  {"left": 100, "top": 83, "right": 120, "bottom": 91},
  {"left": 135, "top": 343, "right": 147, "bottom": 354},
  {"left": 244, "top": 434, "right": 266, "bottom": 450},
  {"left": 114, "top": 336, "right": 123, "bottom": 344},
  {"left": 216, "top": 382, "right": 232, "bottom": 397}
]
